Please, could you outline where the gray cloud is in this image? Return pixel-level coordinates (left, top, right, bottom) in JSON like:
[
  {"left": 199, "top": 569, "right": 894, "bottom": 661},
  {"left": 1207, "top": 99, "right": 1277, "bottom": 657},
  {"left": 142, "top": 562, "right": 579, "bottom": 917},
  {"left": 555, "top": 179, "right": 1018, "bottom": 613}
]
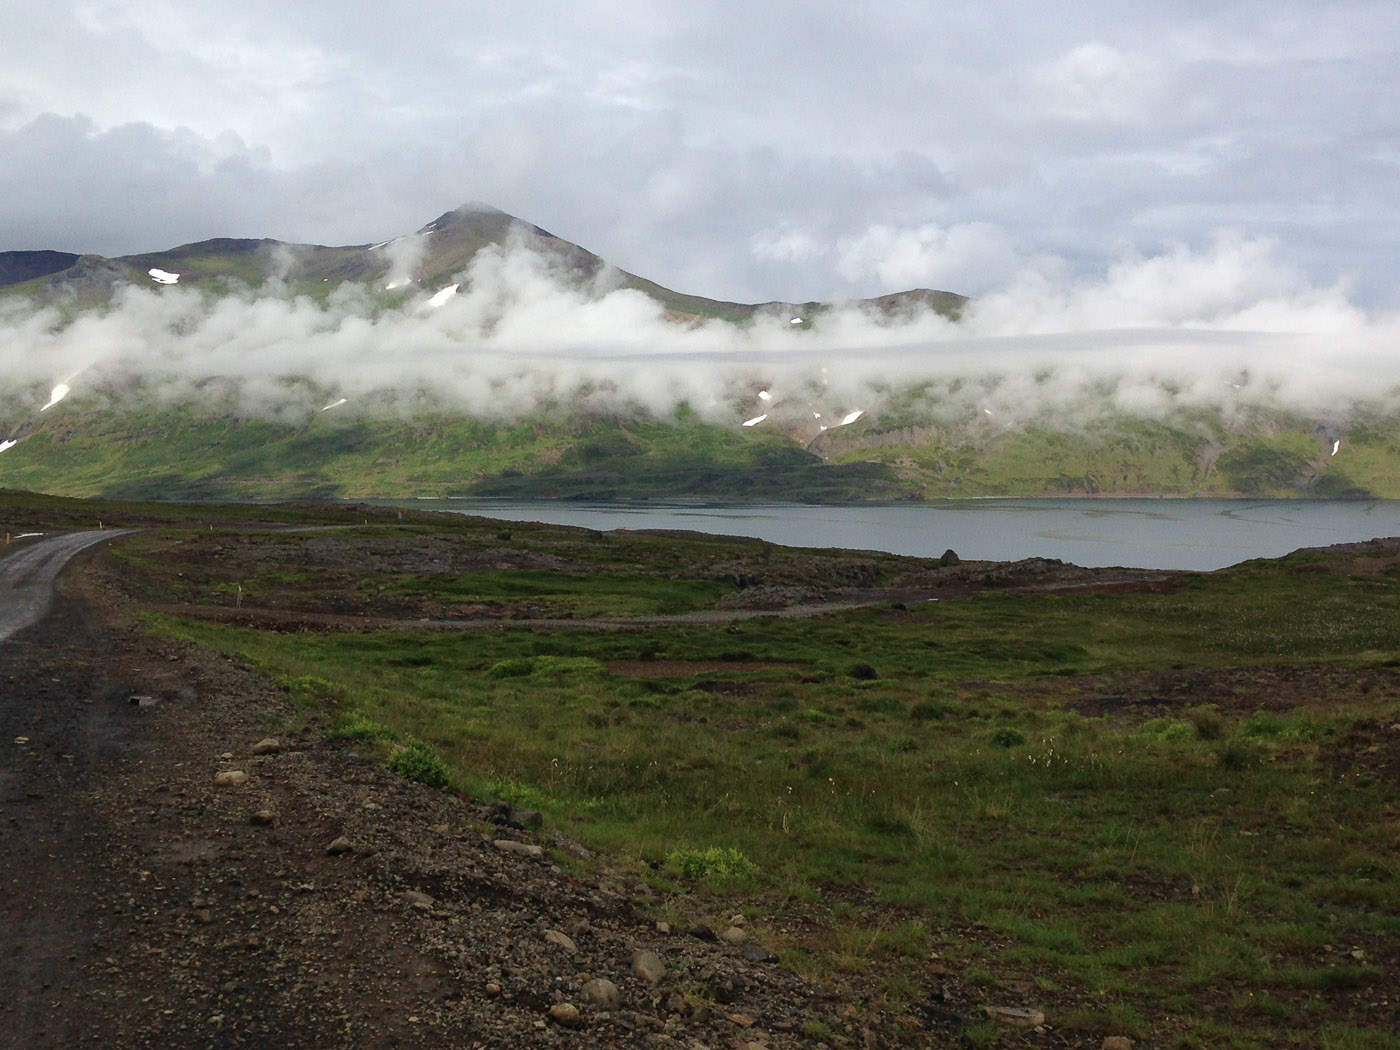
[{"left": 0, "top": 1, "right": 1397, "bottom": 306}]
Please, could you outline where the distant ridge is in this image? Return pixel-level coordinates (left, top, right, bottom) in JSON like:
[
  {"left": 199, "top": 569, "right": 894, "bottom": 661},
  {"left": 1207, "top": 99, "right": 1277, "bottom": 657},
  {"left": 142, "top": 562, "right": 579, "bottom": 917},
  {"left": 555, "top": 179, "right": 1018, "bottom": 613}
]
[
  {"left": 0, "top": 249, "right": 80, "bottom": 286},
  {"left": 0, "top": 203, "right": 969, "bottom": 323}
]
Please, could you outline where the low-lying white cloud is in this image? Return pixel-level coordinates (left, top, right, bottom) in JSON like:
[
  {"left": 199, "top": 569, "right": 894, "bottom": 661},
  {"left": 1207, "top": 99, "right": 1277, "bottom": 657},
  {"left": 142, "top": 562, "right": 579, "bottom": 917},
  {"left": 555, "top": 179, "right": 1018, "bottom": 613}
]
[
  {"left": 3, "top": 229, "right": 1400, "bottom": 436},
  {"left": 835, "top": 221, "right": 1023, "bottom": 295}
]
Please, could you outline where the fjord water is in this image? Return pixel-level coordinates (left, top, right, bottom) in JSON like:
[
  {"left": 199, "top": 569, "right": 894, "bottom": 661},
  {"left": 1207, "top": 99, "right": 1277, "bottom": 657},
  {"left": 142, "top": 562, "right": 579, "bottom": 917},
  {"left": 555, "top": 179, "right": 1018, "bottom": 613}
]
[{"left": 375, "top": 498, "right": 1400, "bottom": 571}]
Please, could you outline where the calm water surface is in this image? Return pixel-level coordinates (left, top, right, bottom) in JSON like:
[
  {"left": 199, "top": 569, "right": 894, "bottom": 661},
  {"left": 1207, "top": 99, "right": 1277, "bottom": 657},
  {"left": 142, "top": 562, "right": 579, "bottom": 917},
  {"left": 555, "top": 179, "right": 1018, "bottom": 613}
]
[
  {"left": 364, "top": 498, "right": 1400, "bottom": 571},
  {"left": 369, "top": 498, "right": 1400, "bottom": 571}
]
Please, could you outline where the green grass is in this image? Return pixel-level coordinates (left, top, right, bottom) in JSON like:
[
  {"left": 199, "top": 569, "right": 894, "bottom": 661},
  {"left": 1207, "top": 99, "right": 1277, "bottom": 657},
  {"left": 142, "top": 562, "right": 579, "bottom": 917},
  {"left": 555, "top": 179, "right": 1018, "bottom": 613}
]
[
  {"left": 382, "top": 568, "right": 735, "bottom": 616},
  {"left": 49, "top": 505, "right": 1394, "bottom": 1046}
]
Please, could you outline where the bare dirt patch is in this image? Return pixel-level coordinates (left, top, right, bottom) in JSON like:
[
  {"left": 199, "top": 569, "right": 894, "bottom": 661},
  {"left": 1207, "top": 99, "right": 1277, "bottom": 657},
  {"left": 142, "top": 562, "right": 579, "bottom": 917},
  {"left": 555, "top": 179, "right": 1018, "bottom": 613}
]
[{"left": 1067, "top": 663, "right": 1400, "bottom": 720}]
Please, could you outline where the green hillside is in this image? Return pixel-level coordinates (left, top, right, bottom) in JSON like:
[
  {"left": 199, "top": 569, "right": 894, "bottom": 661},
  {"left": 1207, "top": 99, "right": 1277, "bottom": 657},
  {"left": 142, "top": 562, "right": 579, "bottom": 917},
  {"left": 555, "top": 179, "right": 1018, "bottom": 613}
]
[{"left": 1, "top": 394, "right": 1390, "bottom": 501}]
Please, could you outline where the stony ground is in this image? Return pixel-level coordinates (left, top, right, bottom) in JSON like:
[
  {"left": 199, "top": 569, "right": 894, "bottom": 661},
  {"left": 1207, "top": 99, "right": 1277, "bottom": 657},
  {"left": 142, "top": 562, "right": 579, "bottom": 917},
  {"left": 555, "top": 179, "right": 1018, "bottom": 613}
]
[{"left": 1, "top": 544, "right": 989, "bottom": 1049}]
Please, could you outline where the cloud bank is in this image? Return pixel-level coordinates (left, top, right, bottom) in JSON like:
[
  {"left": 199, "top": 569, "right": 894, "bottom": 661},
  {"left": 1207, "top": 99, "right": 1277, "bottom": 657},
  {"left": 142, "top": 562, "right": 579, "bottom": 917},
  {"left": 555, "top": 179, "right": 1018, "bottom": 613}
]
[{"left": 4, "top": 231, "right": 1399, "bottom": 436}]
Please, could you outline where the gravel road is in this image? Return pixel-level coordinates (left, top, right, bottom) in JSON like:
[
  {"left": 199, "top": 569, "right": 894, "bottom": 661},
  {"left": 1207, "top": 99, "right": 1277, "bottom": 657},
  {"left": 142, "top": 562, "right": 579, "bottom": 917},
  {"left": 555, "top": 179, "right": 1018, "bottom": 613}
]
[{"left": 0, "top": 530, "right": 134, "bottom": 643}]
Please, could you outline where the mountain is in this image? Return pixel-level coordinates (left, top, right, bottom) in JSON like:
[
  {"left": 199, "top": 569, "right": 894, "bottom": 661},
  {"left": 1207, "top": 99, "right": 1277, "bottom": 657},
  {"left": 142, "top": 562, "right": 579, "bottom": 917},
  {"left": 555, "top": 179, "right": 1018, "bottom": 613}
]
[
  {"left": 0, "top": 203, "right": 966, "bottom": 324},
  {"left": 0, "top": 205, "right": 1392, "bottom": 502}
]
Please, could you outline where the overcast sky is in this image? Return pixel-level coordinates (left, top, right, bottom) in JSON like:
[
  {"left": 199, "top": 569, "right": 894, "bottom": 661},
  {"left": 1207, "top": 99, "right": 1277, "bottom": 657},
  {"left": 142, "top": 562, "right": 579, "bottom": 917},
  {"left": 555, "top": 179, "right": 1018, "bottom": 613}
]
[{"left": 3, "top": 1, "right": 1399, "bottom": 306}]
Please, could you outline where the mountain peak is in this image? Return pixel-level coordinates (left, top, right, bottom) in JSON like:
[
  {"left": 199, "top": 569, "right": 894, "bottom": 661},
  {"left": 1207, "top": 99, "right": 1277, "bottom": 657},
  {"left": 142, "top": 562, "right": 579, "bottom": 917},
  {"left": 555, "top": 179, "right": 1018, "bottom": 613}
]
[
  {"left": 417, "top": 202, "right": 514, "bottom": 235},
  {"left": 452, "top": 201, "right": 508, "bottom": 217}
]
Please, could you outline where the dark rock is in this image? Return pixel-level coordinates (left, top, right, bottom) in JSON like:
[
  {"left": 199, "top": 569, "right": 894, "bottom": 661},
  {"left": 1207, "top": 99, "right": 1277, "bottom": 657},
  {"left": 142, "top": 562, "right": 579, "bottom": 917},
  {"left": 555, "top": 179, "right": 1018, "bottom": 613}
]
[
  {"left": 741, "top": 943, "right": 779, "bottom": 963},
  {"left": 712, "top": 978, "right": 738, "bottom": 1004},
  {"left": 479, "top": 799, "right": 543, "bottom": 830},
  {"left": 912, "top": 1000, "right": 967, "bottom": 1030}
]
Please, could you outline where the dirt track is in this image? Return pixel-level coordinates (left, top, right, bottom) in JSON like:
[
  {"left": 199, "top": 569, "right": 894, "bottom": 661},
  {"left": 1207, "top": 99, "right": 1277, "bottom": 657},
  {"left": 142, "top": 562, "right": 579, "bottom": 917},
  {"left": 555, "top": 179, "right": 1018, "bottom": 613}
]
[
  {"left": 0, "top": 541, "right": 177, "bottom": 1046},
  {"left": 0, "top": 530, "right": 134, "bottom": 641}
]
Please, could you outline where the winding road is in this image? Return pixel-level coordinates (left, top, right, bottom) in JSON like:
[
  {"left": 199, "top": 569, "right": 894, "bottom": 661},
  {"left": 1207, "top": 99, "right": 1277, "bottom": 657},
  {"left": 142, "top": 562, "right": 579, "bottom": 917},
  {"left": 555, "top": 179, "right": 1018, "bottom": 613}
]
[{"left": 0, "top": 530, "right": 133, "bottom": 643}]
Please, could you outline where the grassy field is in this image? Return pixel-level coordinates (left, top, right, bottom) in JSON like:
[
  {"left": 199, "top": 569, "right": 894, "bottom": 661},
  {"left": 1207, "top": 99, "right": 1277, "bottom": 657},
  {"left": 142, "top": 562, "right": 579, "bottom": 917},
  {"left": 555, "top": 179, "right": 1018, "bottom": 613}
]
[{"left": 46, "top": 497, "right": 1392, "bottom": 1048}]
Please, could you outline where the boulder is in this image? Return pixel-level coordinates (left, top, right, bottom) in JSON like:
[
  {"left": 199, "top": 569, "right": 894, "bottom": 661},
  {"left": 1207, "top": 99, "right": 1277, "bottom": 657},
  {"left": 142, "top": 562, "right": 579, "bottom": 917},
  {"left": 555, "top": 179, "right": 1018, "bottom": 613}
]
[
  {"left": 631, "top": 949, "right": 666, "bottom": 985},
  {"left": 581, "top": 978, "right": 621, "bottom": 1011}
]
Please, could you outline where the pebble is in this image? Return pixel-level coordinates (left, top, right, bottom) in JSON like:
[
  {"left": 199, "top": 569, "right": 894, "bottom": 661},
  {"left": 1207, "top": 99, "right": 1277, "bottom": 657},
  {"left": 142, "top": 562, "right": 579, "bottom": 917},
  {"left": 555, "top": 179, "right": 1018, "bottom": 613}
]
[
  {"left": 214, "top": 770, "right": 247, "bottom": 786},
  {"left": 493, "top": 839, "right": 544, "bottom": 859},
  {"left": 403, "top": 890, "right": 435, "bottom": 910},
  {"left": 543, "top": 929, "right": 577, "bottom": 953},
  {"left": 324, "top": 836, "right": 354, "bottom": 855},
  {"left": 631, "top": 948, "right": 666, "bottom": 985},
  {"left": 250, "top": 737, "right": 281, "bottom": 755},
  {"left": 249, "top": 810, "right": 276, "bottom": 826},
  {"left": 549, "top": 1003, "right": 583, "bottom": 1027},
  {"left": 726, "top": 1011, "right": 756, "bottom": 1027},
  {"left": 720, "top": 926, "right": 748, "bottom": 945},
  {"left": 984, "top": 1005, "right": 1046, "bottom": 1028},
  {"left": 581, "top": 978, "right": 621, "bottom": 1011}
]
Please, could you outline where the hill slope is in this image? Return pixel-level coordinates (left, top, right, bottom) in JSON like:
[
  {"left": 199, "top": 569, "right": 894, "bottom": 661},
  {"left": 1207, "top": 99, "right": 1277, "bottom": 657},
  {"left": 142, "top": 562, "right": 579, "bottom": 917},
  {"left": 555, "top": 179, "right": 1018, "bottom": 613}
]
[
  {"left": 0, "top": 204, "right": 1392, "bottom": 500},
  {"left": 1, "top": 398, "right": 1391, "bottom": 501}
]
